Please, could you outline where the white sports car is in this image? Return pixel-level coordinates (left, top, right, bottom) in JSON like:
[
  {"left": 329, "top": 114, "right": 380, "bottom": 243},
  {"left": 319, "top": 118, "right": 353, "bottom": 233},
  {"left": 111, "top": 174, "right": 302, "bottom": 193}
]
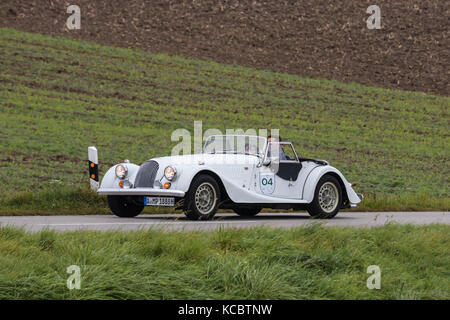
[{"left": 95, "top": 135, "right": 363, "bottom": 220}]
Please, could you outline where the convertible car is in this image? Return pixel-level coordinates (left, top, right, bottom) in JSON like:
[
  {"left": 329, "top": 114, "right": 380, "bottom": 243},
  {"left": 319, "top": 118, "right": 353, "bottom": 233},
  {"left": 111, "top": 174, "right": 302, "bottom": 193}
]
[{"left": 94, "top": 135, "right": 363, "bottom": 220}]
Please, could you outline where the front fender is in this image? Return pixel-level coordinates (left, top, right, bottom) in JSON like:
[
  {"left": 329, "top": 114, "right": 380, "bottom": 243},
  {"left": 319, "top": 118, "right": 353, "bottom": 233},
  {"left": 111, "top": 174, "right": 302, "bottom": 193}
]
[
  {"left": 171, "top": 165, "right": 252, "bottom": 203},
  {"left": 99, "top": 163, "right": 140, "bottom": 189},
  {"left": 171, "top": 165, "right": 225, "bottom": 193},
  {"left": 302, "top": 165, "right": 361, "bottom": 204}
]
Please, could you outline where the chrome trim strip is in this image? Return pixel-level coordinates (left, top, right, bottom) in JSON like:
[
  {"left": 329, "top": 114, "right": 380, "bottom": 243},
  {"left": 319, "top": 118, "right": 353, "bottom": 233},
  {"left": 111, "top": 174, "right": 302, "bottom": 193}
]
[{"left": 97, "top": 188, "right": 185, "bottom": 197}]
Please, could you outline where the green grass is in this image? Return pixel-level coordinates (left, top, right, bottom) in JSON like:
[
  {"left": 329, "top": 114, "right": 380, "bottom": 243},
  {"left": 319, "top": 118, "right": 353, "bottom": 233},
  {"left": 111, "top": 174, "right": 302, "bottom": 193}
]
[
  {"left": 0, "top": 27, "right": 449, "bottom": 213},
  {"left": 0, "top": 224, "right": 448, "bottom": 299}
]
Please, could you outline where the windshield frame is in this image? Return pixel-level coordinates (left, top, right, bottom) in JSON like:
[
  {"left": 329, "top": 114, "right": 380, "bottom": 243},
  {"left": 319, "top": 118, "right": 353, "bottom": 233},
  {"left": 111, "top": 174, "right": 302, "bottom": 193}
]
[{"left": 264, "top": 141, "right": 300, "bottom": 163}]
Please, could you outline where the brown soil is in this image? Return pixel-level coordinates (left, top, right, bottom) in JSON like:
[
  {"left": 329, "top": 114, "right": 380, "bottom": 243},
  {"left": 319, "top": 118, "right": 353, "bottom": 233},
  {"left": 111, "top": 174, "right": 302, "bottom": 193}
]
[{"left": 1, "top": 0, "right": 448, "bottom": 95}]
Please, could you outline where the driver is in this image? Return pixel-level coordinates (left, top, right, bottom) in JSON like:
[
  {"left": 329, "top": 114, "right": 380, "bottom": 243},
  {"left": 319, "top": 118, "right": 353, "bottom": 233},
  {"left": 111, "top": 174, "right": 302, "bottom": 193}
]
[{"left": 267, "top": 135, "right": 289, "bottom": 160}]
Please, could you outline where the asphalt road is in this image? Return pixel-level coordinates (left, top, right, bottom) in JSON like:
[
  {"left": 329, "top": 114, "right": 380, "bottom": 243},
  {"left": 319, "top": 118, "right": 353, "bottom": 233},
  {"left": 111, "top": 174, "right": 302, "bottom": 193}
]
[{"left": 0, "top": 212, "right": 448, "bottom": 232}]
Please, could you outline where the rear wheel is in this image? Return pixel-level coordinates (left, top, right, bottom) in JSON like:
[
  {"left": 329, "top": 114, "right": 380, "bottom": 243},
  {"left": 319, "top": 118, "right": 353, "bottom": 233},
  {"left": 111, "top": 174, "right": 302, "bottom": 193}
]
[
  {"left": 307, "top": 175, "right": 342, "bottom": 219},
  {"left": 107, "top": 195, "right": 144, "bottom": 218},
  {"left": 233, "top": 207, "right": 262, "bottom": 217},
  {"left": 184, "top": 174, "right": 221, "bottom": 220}
]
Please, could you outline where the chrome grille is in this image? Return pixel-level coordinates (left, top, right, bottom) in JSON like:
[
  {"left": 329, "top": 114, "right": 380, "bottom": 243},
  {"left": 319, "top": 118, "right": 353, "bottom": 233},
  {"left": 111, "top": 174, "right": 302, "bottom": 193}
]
[{"left": 134, "top": 160, "right": 159, "bottom": 188}]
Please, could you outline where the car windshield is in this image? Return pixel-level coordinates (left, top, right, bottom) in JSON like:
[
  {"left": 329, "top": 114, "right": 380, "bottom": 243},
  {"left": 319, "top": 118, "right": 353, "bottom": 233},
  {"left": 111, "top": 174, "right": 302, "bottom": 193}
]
[{"left": 203, "top": 135, "right": 266, "bottom": 156}]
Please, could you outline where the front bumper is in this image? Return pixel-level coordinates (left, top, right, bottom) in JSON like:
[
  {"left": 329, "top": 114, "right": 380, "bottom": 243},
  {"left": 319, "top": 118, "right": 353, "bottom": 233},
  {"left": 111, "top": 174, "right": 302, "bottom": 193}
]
[{"left": 97, "top": 187, "right": 185, "bottom": 197}]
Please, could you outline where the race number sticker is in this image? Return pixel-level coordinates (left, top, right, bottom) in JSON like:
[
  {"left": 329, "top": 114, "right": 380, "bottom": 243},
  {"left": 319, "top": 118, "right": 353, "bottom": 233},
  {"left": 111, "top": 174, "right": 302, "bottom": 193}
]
[{"left": 260, "top": 173, "right": 275, "bottom": 194}]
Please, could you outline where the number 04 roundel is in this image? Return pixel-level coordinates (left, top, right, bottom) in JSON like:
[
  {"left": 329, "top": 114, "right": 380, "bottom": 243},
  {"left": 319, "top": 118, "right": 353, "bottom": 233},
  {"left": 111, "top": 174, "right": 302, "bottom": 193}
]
[{"left": 260, "top": 173, "right": 275, "bottom": 194}]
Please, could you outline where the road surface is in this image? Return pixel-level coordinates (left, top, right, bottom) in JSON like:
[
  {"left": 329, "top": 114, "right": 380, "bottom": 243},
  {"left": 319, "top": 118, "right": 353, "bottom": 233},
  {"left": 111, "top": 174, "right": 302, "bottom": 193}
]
[{"left": 0, "top": 212, "right": 448, "bottom": 232}]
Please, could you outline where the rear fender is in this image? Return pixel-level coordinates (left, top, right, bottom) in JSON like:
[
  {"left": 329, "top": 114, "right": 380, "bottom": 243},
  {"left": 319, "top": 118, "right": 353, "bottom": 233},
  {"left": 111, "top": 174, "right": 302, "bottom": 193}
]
[{"left": 302, "top": 166, "right": 361, "bottom": 204}]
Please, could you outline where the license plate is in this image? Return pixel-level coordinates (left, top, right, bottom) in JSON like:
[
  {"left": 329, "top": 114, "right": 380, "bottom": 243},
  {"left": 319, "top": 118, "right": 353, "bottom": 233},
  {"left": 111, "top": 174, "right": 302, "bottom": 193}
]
[{"left": 144, "top": 197, "right": 175, "bottom": 206}]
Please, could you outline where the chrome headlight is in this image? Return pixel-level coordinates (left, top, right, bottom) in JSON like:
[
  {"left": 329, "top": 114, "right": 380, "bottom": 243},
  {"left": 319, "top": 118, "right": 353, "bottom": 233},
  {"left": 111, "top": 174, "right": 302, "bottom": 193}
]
[
  {"left": 164, "top": 166, "right": 176, "bottom": 181},
  {"left": 115, "top": 164, "right": 128, "bottom": 179}
]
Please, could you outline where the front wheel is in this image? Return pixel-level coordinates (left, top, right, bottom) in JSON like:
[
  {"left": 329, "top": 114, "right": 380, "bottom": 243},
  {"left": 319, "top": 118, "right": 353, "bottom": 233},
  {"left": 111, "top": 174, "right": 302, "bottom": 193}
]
[
  {"left": 107, "top": 195, "right": 144, "bottom": 218},
  {"left": 307, "top": 175, "right": 342, "bottom": 219},
  {"left": 184, "top": 174, "right": 221, "bottom": 220}
]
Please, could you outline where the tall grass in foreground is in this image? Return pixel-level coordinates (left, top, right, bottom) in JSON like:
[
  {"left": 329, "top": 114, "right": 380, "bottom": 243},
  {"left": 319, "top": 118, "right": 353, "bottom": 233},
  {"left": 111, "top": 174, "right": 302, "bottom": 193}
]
[{"left": 0, "top": 224, "right": 448, "bottom": 299}]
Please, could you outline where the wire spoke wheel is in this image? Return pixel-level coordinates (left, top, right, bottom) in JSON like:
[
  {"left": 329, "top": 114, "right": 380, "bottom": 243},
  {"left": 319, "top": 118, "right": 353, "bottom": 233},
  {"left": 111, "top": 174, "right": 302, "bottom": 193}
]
[
  {"left": 184, "top": 174, "right": 221, "bottom": 220},
  {"left": 194, "top": 182, "right": 217, "bottom": 215},
  {"left": 307, "top": 175, "right": 342, "bottom": 219},
  {"left": 318, "top": 182, "right": 339, "bottom": 213}
]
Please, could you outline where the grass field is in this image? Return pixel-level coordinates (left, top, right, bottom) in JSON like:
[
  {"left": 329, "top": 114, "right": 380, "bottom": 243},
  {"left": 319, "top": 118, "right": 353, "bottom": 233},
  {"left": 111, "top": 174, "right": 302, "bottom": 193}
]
[
  {"left": 0, "top": 28, "right": 449, "bottom": 214},
  {"left": 0, "top": 224, "right": 448, "bottom": 299}
]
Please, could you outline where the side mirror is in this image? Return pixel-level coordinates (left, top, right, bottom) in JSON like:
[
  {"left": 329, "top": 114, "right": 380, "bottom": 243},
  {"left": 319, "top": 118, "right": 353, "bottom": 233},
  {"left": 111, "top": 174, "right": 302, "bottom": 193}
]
[{"left": 262, "top": 158, "right": 271, "bottom": 166}]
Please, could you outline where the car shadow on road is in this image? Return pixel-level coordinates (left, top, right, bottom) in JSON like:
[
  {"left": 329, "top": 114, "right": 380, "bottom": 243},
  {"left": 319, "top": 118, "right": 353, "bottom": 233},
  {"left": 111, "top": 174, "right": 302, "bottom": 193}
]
[{"left": 135, "top": 213, "right": 356, "bottom": 222}]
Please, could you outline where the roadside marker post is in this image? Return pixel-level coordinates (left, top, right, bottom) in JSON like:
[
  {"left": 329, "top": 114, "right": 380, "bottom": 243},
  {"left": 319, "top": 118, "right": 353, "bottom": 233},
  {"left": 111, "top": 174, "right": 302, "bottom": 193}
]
[{"left": 88, "top": 146, "right": 99, "bottom": 191}]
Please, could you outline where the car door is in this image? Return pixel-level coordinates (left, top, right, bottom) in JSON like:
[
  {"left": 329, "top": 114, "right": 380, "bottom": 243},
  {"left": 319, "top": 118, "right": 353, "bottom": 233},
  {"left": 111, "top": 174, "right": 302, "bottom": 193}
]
[{"left": 258, "top": 142, "right": 303, "bottom": 199}]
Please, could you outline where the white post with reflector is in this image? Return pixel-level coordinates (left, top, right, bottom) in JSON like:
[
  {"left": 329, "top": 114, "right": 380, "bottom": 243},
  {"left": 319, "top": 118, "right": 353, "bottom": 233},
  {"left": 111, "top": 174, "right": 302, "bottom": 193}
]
[{"left": 88, "top": 146, "right": 99, "bottom": 191}]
